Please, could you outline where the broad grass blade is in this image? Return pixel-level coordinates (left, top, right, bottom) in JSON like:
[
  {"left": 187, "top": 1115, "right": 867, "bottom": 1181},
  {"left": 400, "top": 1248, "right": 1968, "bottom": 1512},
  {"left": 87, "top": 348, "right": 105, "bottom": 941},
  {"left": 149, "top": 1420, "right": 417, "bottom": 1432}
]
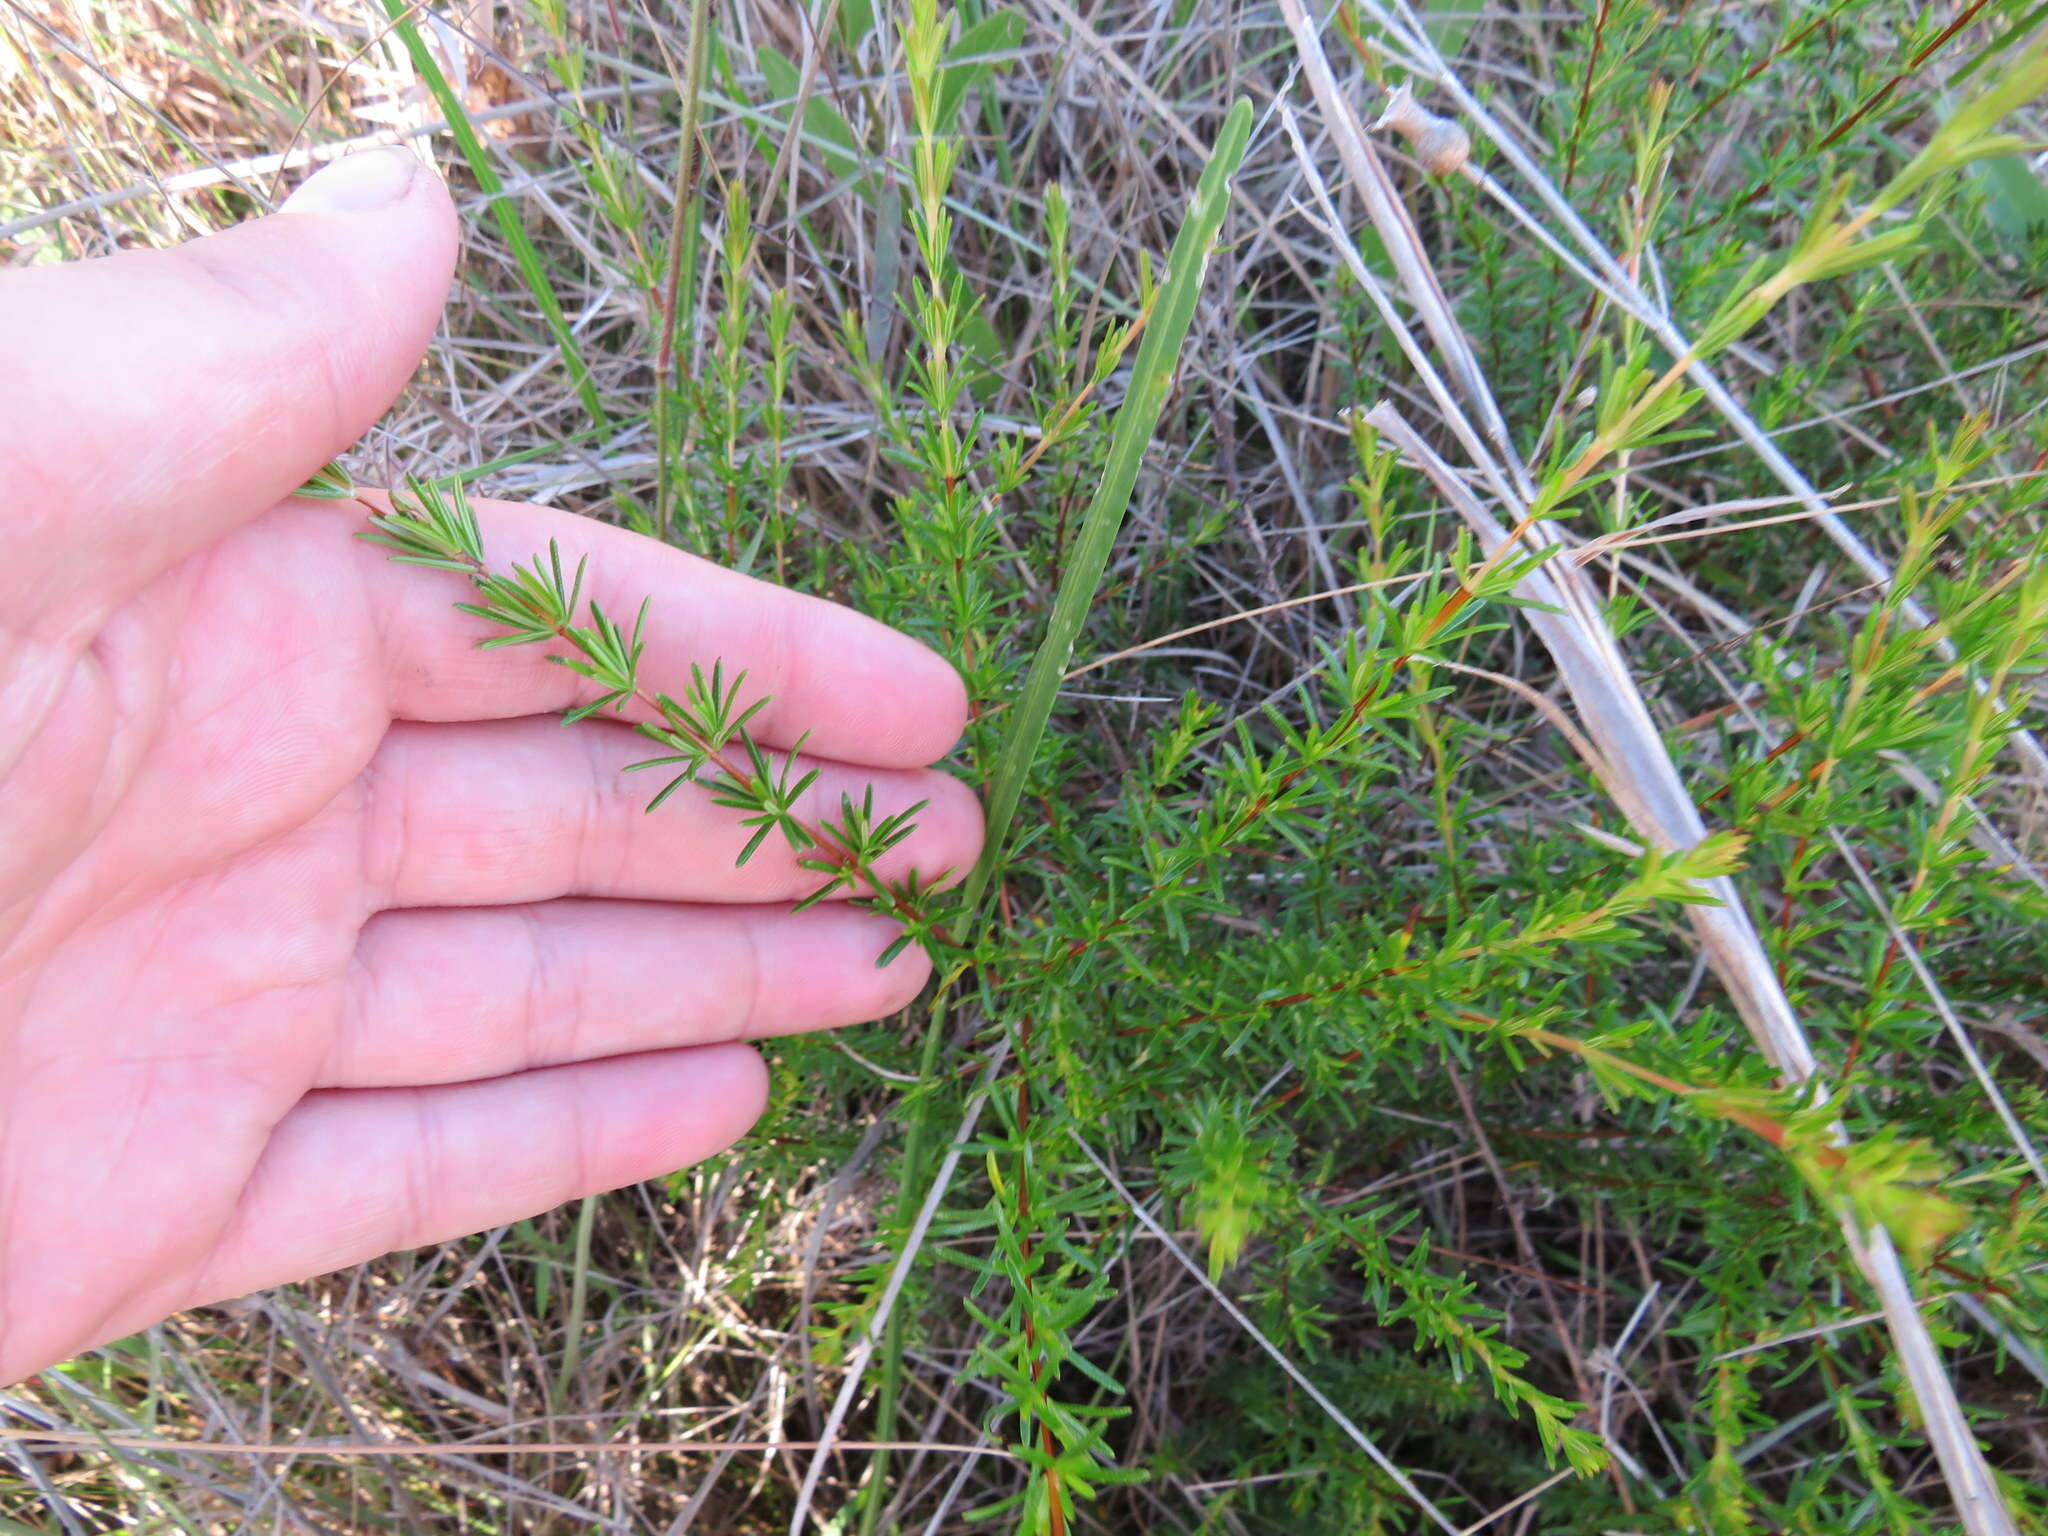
[
  {"left": 378, "top": 0, "right": 612, "bottom": 436},
  {"left": 959, "top": 97, "right": 1253, "bottom": 922}
]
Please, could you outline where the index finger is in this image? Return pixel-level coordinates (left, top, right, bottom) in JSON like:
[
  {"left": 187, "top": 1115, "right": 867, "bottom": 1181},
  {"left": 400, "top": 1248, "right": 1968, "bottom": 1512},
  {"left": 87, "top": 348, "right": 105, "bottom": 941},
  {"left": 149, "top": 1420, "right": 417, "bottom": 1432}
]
[{"left": 341, "top": 492, "right": 969, "bottom": 770}]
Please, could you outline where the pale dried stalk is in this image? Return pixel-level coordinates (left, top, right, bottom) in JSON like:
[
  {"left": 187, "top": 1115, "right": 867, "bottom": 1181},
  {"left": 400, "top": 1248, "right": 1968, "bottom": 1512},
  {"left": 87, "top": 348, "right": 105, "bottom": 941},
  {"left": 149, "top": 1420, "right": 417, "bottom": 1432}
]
[{"left": 1277, "top": 2, "right": 2015, "bottom": 1529}]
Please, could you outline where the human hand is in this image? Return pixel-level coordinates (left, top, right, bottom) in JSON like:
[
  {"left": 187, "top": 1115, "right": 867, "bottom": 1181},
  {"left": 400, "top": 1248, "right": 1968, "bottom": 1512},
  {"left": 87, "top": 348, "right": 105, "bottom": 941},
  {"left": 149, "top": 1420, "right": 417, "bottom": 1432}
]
[{"left": 0, "top": 149, "right": 978, "bottom": 1384}]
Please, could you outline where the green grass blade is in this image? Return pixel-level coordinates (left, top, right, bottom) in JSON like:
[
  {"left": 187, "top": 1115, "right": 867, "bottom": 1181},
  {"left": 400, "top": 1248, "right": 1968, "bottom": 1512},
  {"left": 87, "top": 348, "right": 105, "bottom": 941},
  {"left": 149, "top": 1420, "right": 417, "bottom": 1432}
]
[
  {"left": 958, "top": 96, "right": 1252, "bottom": 922},
  {"left": 549, "top": 1193, "right": 598, "bottom": 1412},
  {"left": 377, "top": 0, "right": 612, "bottom": 437}
]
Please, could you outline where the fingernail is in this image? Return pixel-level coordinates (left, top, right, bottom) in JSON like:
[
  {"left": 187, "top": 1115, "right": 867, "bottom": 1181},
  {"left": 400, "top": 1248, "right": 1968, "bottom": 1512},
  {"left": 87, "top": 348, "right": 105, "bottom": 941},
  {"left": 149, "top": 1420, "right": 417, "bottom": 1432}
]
[{"left": 280, "top": 148, "right": 419, "bottom": 215}]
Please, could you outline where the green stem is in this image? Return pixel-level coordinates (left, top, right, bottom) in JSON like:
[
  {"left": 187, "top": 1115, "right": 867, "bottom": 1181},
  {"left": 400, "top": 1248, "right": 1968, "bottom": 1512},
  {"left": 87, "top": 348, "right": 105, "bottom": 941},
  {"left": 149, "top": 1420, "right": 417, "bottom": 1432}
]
[{"left": 654, "top": 0, "right": 714, "bottom": 545}]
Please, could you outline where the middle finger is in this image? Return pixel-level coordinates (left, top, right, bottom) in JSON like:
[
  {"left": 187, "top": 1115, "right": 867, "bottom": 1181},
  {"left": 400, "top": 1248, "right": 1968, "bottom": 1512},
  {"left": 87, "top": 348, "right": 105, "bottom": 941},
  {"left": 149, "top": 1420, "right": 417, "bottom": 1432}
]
[{"left": 354, "top": 716, "right": 983, "bottom": 912}]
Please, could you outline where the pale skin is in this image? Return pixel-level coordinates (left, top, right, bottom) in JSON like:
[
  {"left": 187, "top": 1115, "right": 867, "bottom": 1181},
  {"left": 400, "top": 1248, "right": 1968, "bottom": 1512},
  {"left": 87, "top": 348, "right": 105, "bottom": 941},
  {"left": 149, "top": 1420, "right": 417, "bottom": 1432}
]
[{"left": 0, "top": 148, "right": 981, "bottom": 1383}]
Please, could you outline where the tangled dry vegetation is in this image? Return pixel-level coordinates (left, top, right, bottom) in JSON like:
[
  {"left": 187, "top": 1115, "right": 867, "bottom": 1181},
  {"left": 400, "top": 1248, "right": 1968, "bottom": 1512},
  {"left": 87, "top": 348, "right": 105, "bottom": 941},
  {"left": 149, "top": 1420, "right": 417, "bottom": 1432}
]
[{"left": 5, "top": 0, "right": 2048, "bottom": 1532}]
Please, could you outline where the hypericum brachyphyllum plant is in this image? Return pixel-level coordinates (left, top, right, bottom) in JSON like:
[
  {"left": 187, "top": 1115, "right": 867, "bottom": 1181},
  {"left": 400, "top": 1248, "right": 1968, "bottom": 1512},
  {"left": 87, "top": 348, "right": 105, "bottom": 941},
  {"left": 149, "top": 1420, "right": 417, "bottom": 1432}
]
[
  {"left": 313, "top": 427, "right": 2008, "bottom": 1521},
  {"left": 326, "top": 475, "right": 940, "bottom": 945}
]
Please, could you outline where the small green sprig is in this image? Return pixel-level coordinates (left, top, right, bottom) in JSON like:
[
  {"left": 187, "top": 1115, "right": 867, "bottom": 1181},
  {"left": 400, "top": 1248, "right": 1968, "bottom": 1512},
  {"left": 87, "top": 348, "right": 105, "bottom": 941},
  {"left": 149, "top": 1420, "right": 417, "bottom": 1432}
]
[{"left": 317, "top": 469, "right": 946, "bottom": 951}]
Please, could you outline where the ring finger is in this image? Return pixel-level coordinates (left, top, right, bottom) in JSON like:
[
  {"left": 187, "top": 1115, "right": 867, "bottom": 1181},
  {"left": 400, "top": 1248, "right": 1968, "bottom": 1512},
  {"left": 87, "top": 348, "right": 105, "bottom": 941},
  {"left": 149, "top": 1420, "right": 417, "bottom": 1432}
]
[{"left": 320, "top": 898, "right": 930, "bottom": 1088}]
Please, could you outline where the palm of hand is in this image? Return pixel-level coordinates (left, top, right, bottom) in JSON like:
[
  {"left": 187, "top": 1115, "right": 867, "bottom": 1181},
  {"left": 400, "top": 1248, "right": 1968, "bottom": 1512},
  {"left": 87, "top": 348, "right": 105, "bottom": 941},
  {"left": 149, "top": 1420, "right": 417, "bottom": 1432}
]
[{"left": 0, "top": 155, "right": 974, "bottom": 1383}]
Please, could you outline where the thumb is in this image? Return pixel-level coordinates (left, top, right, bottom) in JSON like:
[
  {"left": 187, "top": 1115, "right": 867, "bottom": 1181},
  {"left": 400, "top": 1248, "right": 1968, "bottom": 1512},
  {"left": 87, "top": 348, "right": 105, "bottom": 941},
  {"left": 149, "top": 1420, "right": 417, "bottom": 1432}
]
[{"left": 0, "top": 147, "right": 458, "bottom": 618}]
